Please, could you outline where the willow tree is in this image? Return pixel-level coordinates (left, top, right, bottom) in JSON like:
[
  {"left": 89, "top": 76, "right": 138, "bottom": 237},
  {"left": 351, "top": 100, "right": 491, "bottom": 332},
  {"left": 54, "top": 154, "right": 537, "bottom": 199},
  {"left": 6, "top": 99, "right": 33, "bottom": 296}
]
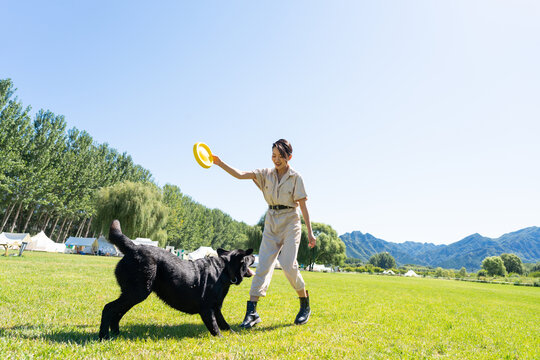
[
  {"left": 297, "top": 221, "right": 346, "bottom": 270},
  {"left": 93, "top": 181, "right": 168, "bottom": 246}
]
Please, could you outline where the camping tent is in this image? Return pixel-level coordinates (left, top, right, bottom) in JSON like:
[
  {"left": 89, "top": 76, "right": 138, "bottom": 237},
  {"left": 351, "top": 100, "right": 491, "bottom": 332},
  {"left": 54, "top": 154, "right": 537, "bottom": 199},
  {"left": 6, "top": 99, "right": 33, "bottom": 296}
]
[
  {"left": 65, "top": 237, "right": 97, "bottom": 254},
  {"left": 92, "top": 236, "right": 118, "bottom": 256},
  {"left": 382, "top": 269, "right": 395, "bottom": 275},
  {"left": 0, "top": 232, "right": 30, "bottom": 247},
  {"left": 65, "top": 236, "right": 119, "bottom": 255},
  {"left": 312, "top": 263, "right": 332, "bottom": 272},
  {"left": 188, "top": 246, "right": 218, "bottom": 260},
  {"left": 133, "top": 238, "right": 159, "bottom": 247},
  {"left": 0, "top": 233, "right": 9, "bottom": 244},
  {"left": 404, "top": 270, "right": 420, "bottom": 277},
  {"left": 0, "top": 232, "right": 31, "bottom": 255},
  {"left": 27, "top": 231, "right": 65, "bottom": 253}
]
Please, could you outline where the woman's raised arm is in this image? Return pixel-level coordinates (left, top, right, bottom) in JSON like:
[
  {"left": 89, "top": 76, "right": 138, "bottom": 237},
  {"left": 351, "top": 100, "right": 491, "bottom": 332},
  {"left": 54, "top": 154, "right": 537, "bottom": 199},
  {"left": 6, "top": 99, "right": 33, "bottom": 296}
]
[{"left": 213, "top": 155, "right": 256, "bottom": 180}]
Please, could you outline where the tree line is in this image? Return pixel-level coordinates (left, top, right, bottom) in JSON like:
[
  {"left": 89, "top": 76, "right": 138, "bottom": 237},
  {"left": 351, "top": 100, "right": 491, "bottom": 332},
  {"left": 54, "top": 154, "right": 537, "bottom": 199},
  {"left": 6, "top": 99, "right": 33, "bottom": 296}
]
[
  {"left": 0, "top": 79, "right": 151, "bottom": 242},
  {"left": 1, "top": 78, "right": 347, "bottom": 267}
]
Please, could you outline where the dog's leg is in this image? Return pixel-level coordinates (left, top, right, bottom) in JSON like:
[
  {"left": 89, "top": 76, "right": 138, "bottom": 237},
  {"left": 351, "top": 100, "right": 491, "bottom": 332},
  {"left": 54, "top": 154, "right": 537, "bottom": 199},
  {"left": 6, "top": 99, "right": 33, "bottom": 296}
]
[
  {"left": 200, "top": 308, "right": 221, "bottom": 337},
  {"left": 214, "top": 307, "right": 231, "bottom": 331},
  {"left": 99, "top": 293, "right": 149, "bottom": 340},
  {"left": 100, "top": 298, "right": 121, "bottom": 340}
]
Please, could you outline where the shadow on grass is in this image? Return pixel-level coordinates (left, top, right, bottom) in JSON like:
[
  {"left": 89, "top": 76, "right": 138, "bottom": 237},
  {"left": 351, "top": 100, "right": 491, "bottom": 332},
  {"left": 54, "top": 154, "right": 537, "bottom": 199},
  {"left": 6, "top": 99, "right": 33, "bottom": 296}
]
[
  {"left": 0, "top": 322, "right": 294, "bottom": 344},
  {"left": 0, "top": 323, "right": 208, "bottom": 344}
]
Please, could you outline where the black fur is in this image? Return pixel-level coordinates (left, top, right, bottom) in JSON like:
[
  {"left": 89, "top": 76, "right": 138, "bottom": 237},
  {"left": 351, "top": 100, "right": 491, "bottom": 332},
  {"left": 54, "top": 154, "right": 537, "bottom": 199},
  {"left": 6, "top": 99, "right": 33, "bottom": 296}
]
[{"left": 99, "top": 220, "right": 255, "bottom": 339}]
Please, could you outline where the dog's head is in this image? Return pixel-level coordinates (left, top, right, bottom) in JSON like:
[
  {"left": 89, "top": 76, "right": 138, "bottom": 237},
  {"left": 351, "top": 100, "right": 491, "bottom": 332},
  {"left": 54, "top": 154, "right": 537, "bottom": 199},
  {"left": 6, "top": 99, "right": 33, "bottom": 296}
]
[{"left": 217, "top": 248, "right": 255, "bottom": 285}]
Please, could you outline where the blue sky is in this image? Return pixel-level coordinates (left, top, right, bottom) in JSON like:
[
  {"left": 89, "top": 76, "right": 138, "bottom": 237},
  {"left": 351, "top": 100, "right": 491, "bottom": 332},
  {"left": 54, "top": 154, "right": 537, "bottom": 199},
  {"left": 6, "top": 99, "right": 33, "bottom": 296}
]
[{"left": 2, "top": 1, "right": 539, "bottom": 244}]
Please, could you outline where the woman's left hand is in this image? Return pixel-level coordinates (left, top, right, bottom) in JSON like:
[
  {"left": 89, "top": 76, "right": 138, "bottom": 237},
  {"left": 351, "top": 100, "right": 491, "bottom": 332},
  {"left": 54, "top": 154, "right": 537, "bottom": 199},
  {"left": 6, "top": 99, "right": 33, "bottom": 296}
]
[{"left": 308, "top": 232, "right": 316, "bottom": 248}]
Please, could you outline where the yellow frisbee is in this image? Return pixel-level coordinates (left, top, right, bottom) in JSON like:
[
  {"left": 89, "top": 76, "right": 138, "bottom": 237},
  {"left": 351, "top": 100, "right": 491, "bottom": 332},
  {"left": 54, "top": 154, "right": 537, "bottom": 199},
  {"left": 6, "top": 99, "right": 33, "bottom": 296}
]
[{"left": 193, "top": 142, "right": 213, "bottom": 169}]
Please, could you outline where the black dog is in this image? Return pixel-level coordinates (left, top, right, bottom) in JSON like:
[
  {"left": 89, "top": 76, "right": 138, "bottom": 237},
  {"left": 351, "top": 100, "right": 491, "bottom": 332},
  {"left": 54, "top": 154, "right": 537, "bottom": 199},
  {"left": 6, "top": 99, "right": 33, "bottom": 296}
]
[{"left": 99, "top": 220, "right": 255, "bottom": 339}]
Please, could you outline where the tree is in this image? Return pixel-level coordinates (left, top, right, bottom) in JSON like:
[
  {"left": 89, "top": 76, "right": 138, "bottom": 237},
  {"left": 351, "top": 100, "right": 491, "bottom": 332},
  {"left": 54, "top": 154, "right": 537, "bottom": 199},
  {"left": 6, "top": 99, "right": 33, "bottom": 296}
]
[
  {"left": 481, "top": 256, "right": 506, "bottom": 276},
  {"left": 0, "top": 79, "right": 32, "bottom": 232},
  {"left": 458, "top": 267, "right": 467, "bottom": 277},
  {"left": 297, "top": 221, "right": 346, "bottom": 269},
  {"left": 0, "top": 79, "right": 154, "bottom": 238},
  {"left": 500, "top": 253, "right": 523, "bottom": 275},
  {"left": 369, "top": 252, "right": 396, "bottom": 270},
  {"left": 93, "top": 181, "right": 168, "bottom": 245}
]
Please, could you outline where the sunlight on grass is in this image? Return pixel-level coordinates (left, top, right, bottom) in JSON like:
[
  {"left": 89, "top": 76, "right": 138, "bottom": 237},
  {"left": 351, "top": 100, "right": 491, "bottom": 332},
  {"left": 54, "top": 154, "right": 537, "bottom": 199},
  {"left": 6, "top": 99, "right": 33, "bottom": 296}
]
[{"left": 1, "top": 252, "right": 539, "bottom": 359}]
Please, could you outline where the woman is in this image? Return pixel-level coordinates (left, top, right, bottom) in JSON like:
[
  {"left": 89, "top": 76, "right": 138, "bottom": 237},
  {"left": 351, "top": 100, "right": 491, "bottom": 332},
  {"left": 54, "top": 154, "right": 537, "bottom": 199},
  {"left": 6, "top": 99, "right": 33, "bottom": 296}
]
[{"left": 212, "top": 139, "right": 316, "bottom": 328}]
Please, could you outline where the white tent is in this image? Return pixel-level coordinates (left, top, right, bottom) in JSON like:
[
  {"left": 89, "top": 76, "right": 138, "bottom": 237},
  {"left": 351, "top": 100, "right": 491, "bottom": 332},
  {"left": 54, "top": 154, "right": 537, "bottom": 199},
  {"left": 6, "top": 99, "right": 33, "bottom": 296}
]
[
  {"left": 0, "top": 232, "right": 30, "bottom": 255},
  {"left": 133, "top": 237, "right": 159, "bottom": 247},
  {"left": 188, "top": 246, "right": 218, "bottom": 260},
  {"left": 404, "top": 270, "right": 420, "bottom": 277},
  {"left": 0, "top": 232, "right": 9, "bottom": 244},
  {"left": 252, "top": 254, "right": 259, "bottom": 267},
  {"left": 312, "top": 263, "right": 332, "bottom": 272},
  {"left": 92, "top": 236, "right": 118, "bottom": 256},
  {"left": 0, "top": 232, "right": 30, "bottom": 246},
  {"left": 27, "top": 231, "right": 65, "bottom": 253},
  {"left": 382, "top": 269, "right": 395, "bottom": 275}
]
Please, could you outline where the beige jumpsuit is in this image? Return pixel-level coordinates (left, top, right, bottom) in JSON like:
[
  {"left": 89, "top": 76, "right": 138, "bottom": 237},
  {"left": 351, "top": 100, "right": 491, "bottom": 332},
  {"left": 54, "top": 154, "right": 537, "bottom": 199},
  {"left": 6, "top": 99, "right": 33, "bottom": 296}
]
[{"left": 250, "top": 167, "right": 308, "bottom": 297}]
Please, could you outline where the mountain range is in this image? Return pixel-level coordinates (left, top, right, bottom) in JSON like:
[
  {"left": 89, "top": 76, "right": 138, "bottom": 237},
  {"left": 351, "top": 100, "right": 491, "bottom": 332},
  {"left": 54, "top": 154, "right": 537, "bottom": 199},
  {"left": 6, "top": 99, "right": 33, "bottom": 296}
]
[{"left": 339, "top": 226, "right": 540, "bottom": 271}]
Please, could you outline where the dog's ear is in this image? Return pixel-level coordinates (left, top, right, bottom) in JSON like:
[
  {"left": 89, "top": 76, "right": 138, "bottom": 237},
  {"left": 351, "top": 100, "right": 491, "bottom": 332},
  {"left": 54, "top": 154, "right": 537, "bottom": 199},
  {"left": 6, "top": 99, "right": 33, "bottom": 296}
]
[
  {"left": 217, "top": 248, "right": 229, "bottom": 257},
  {"left": 245, "top": 248, "right": 253, "bottom": 256}
]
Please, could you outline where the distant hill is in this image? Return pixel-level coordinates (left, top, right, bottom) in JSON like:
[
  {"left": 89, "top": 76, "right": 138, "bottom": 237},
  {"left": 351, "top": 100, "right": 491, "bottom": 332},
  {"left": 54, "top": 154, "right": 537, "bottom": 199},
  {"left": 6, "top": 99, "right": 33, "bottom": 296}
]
[{"left": 340, "top": 227, "right": 540, "bottom": 271}]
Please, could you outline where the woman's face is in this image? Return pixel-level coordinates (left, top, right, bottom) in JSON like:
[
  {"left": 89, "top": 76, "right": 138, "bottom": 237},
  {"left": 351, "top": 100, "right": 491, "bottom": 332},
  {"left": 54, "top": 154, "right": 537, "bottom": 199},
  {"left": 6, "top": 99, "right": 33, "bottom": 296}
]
[{"left": 272, "top": 147, "right": 290, "bottom": 172}]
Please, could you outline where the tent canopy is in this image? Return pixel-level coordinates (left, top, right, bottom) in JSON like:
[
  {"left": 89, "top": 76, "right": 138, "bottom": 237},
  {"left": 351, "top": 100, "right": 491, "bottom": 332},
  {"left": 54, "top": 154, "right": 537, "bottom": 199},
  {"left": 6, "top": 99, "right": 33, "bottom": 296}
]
[
  {"left": 404, "top": 270, "right": 420, "bottom": 277},
  {"left": 188, "top": 246, "right": 217, "bottom": 260},
  {"left": 65, "top": 237, "right": 96, "bottom": 247},
  {"left": 91, "top": 236, "right": 118, "bottom": 255},
  {"left": 0, "top": 232, "right": 30, "bottom": 244},
  {"left": 133, "top": 238, "right": 159, "bottom": 247},
  {"left": 27, "top": 231, "right": 65, "bottom": 253}
]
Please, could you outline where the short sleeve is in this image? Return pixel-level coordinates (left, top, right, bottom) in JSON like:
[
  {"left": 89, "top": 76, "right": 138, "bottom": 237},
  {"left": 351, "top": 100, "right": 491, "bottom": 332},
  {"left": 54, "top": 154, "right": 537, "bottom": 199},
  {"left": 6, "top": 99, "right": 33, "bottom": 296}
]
[
  {"left": 293, "top": 174, "right": 308, "bottom": 201},
  {"left": 253, "top": 168, "right": 267, "bottom": 191}
]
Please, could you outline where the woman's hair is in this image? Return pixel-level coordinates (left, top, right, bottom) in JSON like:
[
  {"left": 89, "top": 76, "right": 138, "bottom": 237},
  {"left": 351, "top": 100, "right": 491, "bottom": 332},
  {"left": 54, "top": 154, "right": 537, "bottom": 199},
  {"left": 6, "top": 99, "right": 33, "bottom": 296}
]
[{"left": 272, "top": 139, "right": 293, "bottom": 159}]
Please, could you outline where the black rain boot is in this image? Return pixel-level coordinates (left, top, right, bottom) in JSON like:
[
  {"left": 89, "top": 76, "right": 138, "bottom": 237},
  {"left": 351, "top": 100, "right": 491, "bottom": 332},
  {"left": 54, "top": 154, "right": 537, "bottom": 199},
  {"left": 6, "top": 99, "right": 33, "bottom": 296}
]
[
  {"left": 240, "top": 301, "right": 261, "bottom": 329},
  {"left": 294, "top": 291, "right": 311, "bottom": 325}
]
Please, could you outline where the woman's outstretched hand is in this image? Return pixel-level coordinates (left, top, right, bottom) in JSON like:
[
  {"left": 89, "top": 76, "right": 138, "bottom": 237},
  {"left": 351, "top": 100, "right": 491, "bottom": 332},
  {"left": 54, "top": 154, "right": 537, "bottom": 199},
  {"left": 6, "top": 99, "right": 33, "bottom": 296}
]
[{"left": 212, "top": 154, "right": 222, "bottom": 167}]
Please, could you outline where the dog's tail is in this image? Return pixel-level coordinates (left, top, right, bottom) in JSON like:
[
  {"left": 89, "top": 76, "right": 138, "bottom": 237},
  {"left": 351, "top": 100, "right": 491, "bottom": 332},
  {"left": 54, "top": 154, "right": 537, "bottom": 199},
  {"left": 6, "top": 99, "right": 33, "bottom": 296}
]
[{"left": 108, "top": 220, "right": 136, "bottom": 255}]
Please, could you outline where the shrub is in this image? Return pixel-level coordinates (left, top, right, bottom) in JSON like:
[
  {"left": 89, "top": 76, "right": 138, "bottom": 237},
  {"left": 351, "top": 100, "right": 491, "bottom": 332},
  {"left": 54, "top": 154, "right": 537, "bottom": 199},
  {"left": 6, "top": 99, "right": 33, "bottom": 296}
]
[
  {"left": 477, "top": 269, "right": 487, "bottom": 277},
  {"left": 529, "top": 271, "right": 540, "bottom": 278}
]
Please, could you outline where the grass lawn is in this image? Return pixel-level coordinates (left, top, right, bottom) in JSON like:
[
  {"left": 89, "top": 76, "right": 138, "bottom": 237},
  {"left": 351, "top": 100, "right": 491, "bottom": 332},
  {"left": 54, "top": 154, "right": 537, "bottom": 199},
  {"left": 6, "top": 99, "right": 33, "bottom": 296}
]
[{"left": 1, "top": 252, "right": 539, "bottom": 359}]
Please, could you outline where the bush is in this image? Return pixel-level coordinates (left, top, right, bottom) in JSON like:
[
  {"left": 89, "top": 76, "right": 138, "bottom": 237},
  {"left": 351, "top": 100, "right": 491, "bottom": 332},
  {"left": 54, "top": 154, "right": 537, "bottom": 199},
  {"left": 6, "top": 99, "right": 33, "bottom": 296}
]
[
  {"left": 477, "top": 269, "right": 487, "bottom": 277},
  {"left": 529, "top": 271, "right": 540, "bottom": 278}
]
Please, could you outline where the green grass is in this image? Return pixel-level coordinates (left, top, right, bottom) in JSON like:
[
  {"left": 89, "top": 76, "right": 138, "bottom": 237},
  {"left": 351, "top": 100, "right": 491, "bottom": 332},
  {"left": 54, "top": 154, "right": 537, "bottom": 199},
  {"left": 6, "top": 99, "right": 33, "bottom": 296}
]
[{"left": 1, "top": 252, "right": 539, "bottom": 359}]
